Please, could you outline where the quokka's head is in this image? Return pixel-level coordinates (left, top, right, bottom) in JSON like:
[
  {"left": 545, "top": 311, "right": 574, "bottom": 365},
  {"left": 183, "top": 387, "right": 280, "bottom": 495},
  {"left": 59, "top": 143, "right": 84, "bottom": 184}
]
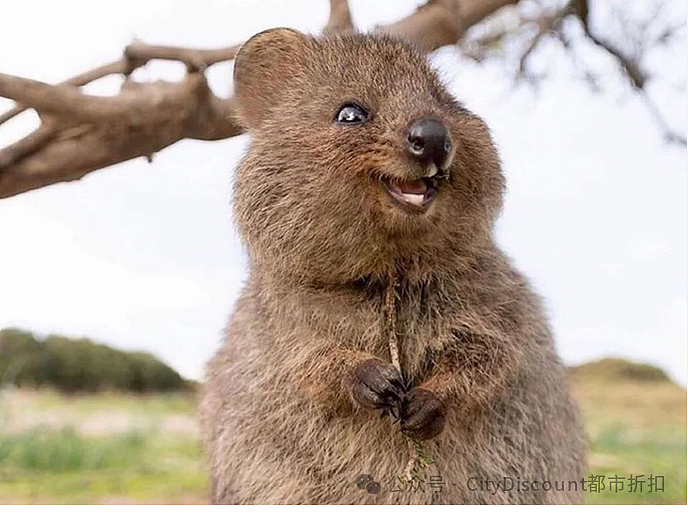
[{"left": 232, "top": 28, "right": 505, "bottom": 284}]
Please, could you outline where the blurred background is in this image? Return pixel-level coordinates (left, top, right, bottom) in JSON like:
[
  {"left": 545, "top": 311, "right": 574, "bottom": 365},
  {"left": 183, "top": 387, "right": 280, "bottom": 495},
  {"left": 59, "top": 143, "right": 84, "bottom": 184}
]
[{"left": 0, "top": 0, "right": 685, "bottom": 504}]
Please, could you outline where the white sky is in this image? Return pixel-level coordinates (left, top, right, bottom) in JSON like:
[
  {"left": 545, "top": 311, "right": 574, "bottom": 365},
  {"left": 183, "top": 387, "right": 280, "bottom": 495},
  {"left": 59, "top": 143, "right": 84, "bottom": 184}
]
[{"left": 0, "top": 0, "right": 686, "bottom": 385}]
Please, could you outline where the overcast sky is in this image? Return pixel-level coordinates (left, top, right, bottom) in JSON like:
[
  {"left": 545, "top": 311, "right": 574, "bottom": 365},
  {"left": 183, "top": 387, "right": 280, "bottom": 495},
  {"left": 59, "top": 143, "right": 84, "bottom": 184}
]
[{"left": 0, "top": 0, "right": 685, "bottom": 384}]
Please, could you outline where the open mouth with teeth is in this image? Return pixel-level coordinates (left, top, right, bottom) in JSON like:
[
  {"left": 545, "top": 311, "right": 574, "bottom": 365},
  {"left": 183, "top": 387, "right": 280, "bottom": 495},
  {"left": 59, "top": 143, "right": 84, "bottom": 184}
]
[{"left": 381, "top": 176, "right": 439, "bottom": 211}]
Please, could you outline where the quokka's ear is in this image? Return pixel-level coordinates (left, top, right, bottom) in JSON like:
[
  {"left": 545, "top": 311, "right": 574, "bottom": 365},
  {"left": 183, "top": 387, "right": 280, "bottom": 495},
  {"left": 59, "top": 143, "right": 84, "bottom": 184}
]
[{"left": 233, "top": 27, "right": 310, "bottom": 130}]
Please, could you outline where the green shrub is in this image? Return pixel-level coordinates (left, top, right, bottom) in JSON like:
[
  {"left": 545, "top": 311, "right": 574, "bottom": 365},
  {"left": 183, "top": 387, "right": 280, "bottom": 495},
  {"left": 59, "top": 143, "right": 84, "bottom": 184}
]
[
  {"left": 0, "top": 329, "right": 46, "bottom": 387},
  {"left": 0, "top": 329, "right": 188, "bottom": 393}
]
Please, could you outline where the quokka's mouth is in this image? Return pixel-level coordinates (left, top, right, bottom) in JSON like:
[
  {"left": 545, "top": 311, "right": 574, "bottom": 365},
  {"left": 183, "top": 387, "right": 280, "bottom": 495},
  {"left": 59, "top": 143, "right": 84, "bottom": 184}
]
[{"left": 381, "top": 176, "right": 438, "bottom": 211}]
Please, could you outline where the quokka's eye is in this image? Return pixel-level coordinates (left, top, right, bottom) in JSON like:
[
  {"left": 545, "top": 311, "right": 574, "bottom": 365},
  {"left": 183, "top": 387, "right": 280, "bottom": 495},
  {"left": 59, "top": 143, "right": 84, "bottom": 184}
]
[{"left": 335, "top": 103, "right": 369, "bottom": 124}]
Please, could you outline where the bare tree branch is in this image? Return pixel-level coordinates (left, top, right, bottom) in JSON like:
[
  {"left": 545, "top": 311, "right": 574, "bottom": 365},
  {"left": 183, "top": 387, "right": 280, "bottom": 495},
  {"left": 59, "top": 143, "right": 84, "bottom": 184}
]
[
  {"left": 0, "top": 73, "right": 242, "bottom": 198},
  {"left": 0, "top": 43, "right": 241, "bottom": 129},
  {"left": 324, "top": 0, "right": 354, "bottom": 34},
  {"left": 639, "top": 89, "right": 687, "bottom": 146},
  {"left": 0, "top": 73, "right": 138, "bottom": 123},
  {"left": 460, "top": 0, "right": 521, "bottom": 29},
  {"left": 124, "top": 42, "right": 241, "bottom": 71},
  {"left": 575, "top": 2, "right": 645, "bottom": 89},
  {"left": 0, "top": 44, "right": 245, "bottom": 198},
  {"left": 0, "top": 60, "right": 127, "bottom": 126},
  {"left": 517, "top": 12, "right": 564, "bottom": 78},
  {"left": 465, "top": 0, "right": 685, "bottom": 147},
  {"left": 380, "top": 0, "right": 462, "bottom": 53},
  {"left": 572, "top": 0, "right": 684, "bottom": 145},
  {"left": 0, "top": 0, "right": 684, "bottom": 199},
  {"left": 0, "top": 122, "right": 58, "bottom": 169}
]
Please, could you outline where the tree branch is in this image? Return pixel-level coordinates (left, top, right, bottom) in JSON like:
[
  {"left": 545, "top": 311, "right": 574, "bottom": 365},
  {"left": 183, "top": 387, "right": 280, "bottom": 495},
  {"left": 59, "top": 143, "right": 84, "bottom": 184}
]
[
  {"left": 1, "top": 0, "right": 527, "bottom": 199},
  {"left": 380, "top": 0, "right": 462, "bottom": 53},
  {"left": 0, "top": 73, "right": 242, "bottom": 198},
  {"left": 0, "top": 0, "right": 684, "bottom": 199},
  {"left": 0, "top": 122, "right": 58, "bottom": 168},
  {"left": 0, "top": 73, "right": 139, "bottom": 123},
  {"left": 0, "top": 60, "right": 127, "bottom": 126},
  {"left": 325, "top": 0, "right": 354, "bottom": 34},
  {"left": 573, "top": 0, "right": 684, "bottom": 145},
  {"left": 124, "top": 42, "right": 241, "bottom": 71},
  {"left": 469, "top": 0, "right": 685, "bottom": 146}
]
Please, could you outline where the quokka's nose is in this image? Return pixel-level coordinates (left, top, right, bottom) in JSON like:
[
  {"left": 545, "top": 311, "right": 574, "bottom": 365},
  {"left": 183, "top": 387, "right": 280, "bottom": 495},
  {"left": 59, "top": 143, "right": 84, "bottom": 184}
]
[{"left": 406, "top": 117, "right": 452, "bottom": 170}]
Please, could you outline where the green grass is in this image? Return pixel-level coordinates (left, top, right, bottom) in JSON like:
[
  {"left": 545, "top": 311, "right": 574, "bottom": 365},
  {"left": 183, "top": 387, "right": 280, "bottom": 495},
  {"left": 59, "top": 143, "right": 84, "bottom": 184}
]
[
  {"left": 572, "top": 364, "right": 687, "bottom": 505},
  {"left": 0, "top": 428, "right": 208, "bottom": 504},
  {"left": 584, "top": 423, "right": 686, "bottom": 504},
  {"left": 0, "top": 390, "right": 209, "bottom": 504},
  {"left": 0, "top": 428, "right": 145, "bottom": 471},
  {"left": 6, "top": 388, "right": 196, "bottom": 416},
  {"left": 0, "top": 359, "right": 685, "bottom": 504}
]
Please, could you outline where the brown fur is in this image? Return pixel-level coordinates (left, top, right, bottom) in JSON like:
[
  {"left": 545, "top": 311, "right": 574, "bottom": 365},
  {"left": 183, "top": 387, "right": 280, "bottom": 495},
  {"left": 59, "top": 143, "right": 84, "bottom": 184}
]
[{"left": 200, "top": 29, "right": 586, "bottom": 504}]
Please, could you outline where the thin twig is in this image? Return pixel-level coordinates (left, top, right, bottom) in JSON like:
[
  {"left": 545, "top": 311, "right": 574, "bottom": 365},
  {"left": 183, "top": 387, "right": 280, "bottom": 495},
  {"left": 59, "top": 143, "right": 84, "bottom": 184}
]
[
  {"left": 384, "top": 274, "right": 422, "bottom": 483},
  {"left": 385, "top": 277, "right": 401, "bottom": 373}
]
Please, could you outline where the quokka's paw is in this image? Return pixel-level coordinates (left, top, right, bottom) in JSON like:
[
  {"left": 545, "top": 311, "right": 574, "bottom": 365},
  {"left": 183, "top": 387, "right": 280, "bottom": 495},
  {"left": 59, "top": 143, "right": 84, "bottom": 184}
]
[
  {"left": 400, "top": 387, "right": 446, "bottom": 441},
  {"left": 352, "top": 358, "right": 404, "bottom": 411}
]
